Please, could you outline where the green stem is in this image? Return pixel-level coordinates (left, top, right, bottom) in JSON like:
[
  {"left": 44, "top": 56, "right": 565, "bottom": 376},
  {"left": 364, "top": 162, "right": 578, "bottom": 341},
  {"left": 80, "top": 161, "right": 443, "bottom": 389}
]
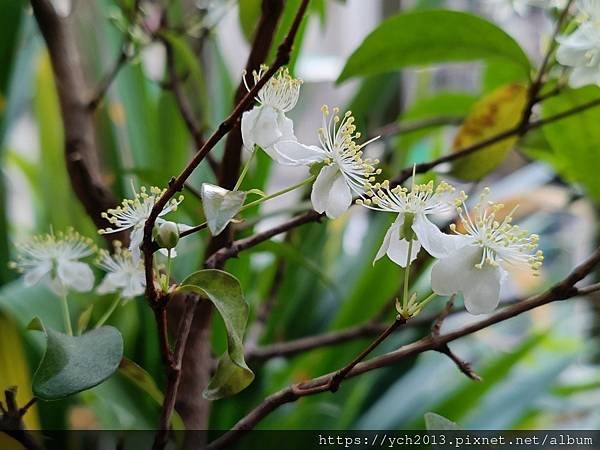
[
  {"left": 233, "top": 147, "right": 257, "bottom": 191},
  {"left": 402, "top": 239, "right": 414, "bottom": 311},
  {"left": 60, "top": 291, "right": 73, "bottom": 336},
  {"left": 94, "top": 294, "right": 122, "bottom": 329},
  {"left": 240, "top": 175, "right": 316, "bottom": 212},
  {"left": 418, "top": 292, "right": 437, "bottom": 310}
]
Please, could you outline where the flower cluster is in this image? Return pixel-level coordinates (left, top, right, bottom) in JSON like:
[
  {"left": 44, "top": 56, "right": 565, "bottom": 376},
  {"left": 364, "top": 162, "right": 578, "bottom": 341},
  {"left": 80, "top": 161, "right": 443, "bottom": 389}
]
[
  {"left": 556, "top": 0, "right": 600, "bottom": 87},
  {"left": 241, "top": 65, "right": 545, "bottom": 315}
]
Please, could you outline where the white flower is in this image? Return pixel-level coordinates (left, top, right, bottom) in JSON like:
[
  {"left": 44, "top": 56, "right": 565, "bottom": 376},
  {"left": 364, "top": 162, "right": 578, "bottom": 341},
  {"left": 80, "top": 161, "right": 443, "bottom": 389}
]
[
  {"left": 431, "top": 189, "right": 544, "bottom": 315},
  {"left": 276, "top": 106, "right": 380, "bottom": 218},
  {"left": 556, "top": 1, "right": 600, "bottom": 87},
  {"left": 96, "top": 241, "right": 145, "bottom": 299},
  {"left": 358, "top": 180, "right": 467, "bottom": 267},
  {"left": 10, "top": 228, "right": 95, "bottom": 295},
  {"left": 99, "top": 186, "right": 184, "bottom": 260},
  {"left": 241, "top": 65, "right": 303, "bottom": 163}
]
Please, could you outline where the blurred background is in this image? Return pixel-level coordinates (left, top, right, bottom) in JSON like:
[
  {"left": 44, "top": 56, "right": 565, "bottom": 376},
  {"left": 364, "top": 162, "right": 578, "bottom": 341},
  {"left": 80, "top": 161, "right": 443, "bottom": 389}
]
[{"left": 1, "top": 0, "right": 599, "bottom": 438}]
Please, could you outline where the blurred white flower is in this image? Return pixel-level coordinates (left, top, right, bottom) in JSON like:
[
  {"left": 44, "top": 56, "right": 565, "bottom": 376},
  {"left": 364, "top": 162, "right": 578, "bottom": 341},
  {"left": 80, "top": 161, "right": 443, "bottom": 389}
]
[
  {"left": 96, "top": 241, "right": 145, "bottom": 299},
  {"left": 431, "top": 189, "right": 544, "bottom": 315},
  {"left": 358, "top": 180, "right": 467, "bottom": 267},
  {"left": 556, "top": 0, "right": 600, "bottom": 87},
  {"left": 10, "top": 229, "right": 95, "bottom": 295},
  {"left": 276, "top": 106, "right": 380, "bottom": 218},
  {"left": 485, "top": 0, "right": 567, "bottom": 17},
  {"left": 241, "top": 66, "right": 303, "bottom": 163},
  {"left": 99, "top": 186, "right": 184, "bottom": 261}
]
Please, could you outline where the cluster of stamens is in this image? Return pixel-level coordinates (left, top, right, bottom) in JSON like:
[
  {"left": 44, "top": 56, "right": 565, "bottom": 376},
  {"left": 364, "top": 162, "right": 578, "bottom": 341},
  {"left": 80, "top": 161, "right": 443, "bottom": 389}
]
[
  {"left": 10, "top": 228, "right": 95, "bottom": 272},
  {"left": 96, "top": 240, "right": 141, "bottom": 273},
  {"left": 98, "top": 186, "right": 183, "bottom": 235},
  {"left": 319, "top": 106, "right": 381, "bottom": 193},
  {"left": 245, "top": 65, "right": 303, "bottom": 112},
  {"left": 451, "top": 188, "right": 543, "bottom": 274},
  {"left": 357, "top": 179, "right": 463, "bottom": 215}
]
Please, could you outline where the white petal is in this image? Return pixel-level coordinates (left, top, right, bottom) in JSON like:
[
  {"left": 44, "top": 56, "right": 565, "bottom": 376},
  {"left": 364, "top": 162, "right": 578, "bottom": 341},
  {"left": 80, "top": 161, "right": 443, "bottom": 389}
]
[
  {"left": 569, "top": 65, "right": 599, "bottom": 88},
  {"left": 325, "top": 172, "right": 353, "bottom": 219},
  {"left": 431, "top": 245, "right": 481, "bottom": 296},
  {"left": 129, "top": 227, "right": 144, "bottom": 262},
  {"left": 252, "top": 106, "right": 283, "bottom": 150},
  {"left": 462, "top": 265, "right": 506, "bottom": 315},
  {"left": 276, "top": 111, "right": 295, "bottom": 140},
  {"left": 23, "top": 260, "right": 52, "bottom": 287},
  {"left": 57, "top": 260, "right": 95, "bottom": 292},
  {"left": 200, "top": 183, "right": 247, "bottom": 236},
  {"left": 412, "top": 214, "right": 470, "bottom": 258},
  {"left": 386, "top": 234, "right": 421, "bottom": 267},
  {"left": 311, "top": 165, "right": 338, "bottom": 215},
  {"left": 374, "top": 220, "right": 397, "bottom": 264},
  {"left": 122, "top": 273, "right": 145, "bottom": 299},
  {"left": 273, "top": 141, "right": 327, "bottom": 166},
  {"left": 241, "top": 108, "right": 260, "bottom": 151},
  {"left": 96, "top": 272, "right": 127, "bottom": 295}
]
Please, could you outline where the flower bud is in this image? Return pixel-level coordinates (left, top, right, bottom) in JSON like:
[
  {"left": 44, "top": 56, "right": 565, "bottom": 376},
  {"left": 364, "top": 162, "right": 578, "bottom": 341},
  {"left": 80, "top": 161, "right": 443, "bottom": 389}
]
[{"left": 153, "top": 221, "right": 179, "bottom": 250}]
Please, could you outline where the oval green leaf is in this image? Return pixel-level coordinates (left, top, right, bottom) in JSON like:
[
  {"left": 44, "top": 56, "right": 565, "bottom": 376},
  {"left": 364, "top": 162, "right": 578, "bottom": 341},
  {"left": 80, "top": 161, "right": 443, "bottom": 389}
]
[
  {"left": 338, "top": 10, "right": 530, "bottom": 83},
  {"left": 31, "top": 322, "right": 123, "bottom": 400},
  {"left": 178, "top": 270, "right": 254, "bottom": 400}
]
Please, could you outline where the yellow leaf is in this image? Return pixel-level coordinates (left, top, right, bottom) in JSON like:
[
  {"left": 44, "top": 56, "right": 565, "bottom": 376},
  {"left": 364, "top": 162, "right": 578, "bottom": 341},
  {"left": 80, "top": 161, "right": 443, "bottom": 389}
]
[{"left": 451, "top": 84, "right": 527, "bottom": 180}]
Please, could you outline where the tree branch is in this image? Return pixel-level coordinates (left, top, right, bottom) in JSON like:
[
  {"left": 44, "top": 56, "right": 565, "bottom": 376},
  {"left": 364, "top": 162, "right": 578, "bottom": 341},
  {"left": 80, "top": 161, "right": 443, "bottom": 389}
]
[
  {"left": 147, "top": 1, "right": 311, "bottom": 443},
  {"left": 30, "top": 0, "right": 123, "bottom": 241},
  {"left": 391, "top": 96, "right": 600, "bottom": 186},
  {"left": 0, "top": 388, "right": 42, "bottom": 450},
  {"left": 208, "top": 248, "right": 600, "bottom": 450}
]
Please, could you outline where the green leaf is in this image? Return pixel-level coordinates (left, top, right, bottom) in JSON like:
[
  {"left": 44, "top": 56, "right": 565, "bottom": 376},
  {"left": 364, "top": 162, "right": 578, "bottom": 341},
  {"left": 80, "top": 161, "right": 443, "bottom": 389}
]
[
  {"left": 239, "top": 0, "right": 262, "bottom": 41},
  {"left": 30, "top": 319, "right": 124, "bottom": 400},
  {"left": 424, "top": 412, "right": 461, "bottom": 430},
  {"left": 201, "top": 183, "right": 247, "bottom": 236},
  {"left": 177, "top": 270, "right": 254, "bottom": 400},
  {"left": 338, "top": 10, "right": 530, "bottom": 83},
  {"left": 541, "top": 86, "right": 600, "bottom": 201}
]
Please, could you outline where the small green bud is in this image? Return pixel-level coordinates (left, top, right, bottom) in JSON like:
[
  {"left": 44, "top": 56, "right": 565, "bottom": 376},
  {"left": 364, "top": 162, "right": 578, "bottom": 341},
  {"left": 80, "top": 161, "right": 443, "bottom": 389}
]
[{"left": 153, "top": 221, "right": 180, "bottom": 249}]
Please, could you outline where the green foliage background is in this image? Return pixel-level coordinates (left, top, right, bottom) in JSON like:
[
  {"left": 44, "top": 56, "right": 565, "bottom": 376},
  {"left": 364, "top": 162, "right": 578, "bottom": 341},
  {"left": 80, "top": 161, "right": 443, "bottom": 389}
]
[{"left": 0, "top": 0, "right": 599, "bottom": 440}]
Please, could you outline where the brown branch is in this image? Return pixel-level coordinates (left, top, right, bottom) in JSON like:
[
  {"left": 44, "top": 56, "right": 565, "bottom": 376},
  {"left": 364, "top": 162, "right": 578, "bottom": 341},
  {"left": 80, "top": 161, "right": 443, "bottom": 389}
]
[
  {"left": 88, "top": 48, "right": 128, "bottom": 110},
  {"left": 30, "top": 0, "right": 123, "bottom": 241},
  {"left": 328, "top": 315, "right": 406, "bottom": 392},
  {"left": 392, "top": 96, "right": 600, "bottom": 186},
  {"left": 0, "top": 388, "right": 42, "bottom": 450},
  {"left": 153, "top": 295, "right": 198, "bottom": 450},
  {"left": 147, "top": 1, "right": 311, "bottom": 443},
  {"left": 163, "top": 37, "right": 219, "bottom": 174},
  {"left": 141, "top": 0, "right": 310, "bottom": 301},
  {"left": 374, "top": 115, "right": 463, "bottom": 139},
  {"left": 205, "top": 210, "right": 323, "bottom": 269},
  {"left": 245, "top": 296, "right": 526, "bottom": 363},
  {"left": 208, "top": 248, "right": 600, "bottom": 450},
  {"left": 218, "top": 0, "right": 285, "bottom": 191},
  {"left": 431, "top": 297, "right": 481, "bottom": 381}
]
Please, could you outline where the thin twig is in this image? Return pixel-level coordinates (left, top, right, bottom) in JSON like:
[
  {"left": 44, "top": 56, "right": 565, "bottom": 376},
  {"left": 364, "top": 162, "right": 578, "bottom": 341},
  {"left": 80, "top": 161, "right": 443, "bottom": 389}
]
[
  {"left": 208, "top": 248, "right": 600, "bottom": 450},
  {"left": 152, "top": 295, "right": 198, "bottom": 450},
  {"left": 328, "top": 315, "right": 406, "bottom": 392},
  {"left": 392, "top": 96, "right": 600, "bottom": 186},
  {"left": 374, "top": 115, "right": 463, "bottom": 139},
  {"left": 0, "top": 388, "right": 42, "bottom": 450},
  {"left": 88, "top": 48, "right": 128, "bottom": 110},
  {"left": 142, "top": 0, "right": 311, "bottom": 302}
]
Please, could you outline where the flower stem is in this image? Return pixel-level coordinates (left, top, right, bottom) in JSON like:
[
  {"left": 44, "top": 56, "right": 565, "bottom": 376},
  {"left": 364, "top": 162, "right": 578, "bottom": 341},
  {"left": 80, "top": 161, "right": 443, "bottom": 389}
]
[
  {"left": 94, "top": 294, "right": 122, "bottom": 329},
  {"left": 418, "top": 292, "right": 437, "bottom": 310},
  {"left": 60, "top": 291, "right": 73, "bottom": 336},
  {"left": 240, "top": 175, "right": 316, "bottom": 212},
  {"left": 233, "top": 147, "right": 257, "bottom": 191},
  {"left": 402, "top": 239, "right": 414, "bottom": 311}
]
